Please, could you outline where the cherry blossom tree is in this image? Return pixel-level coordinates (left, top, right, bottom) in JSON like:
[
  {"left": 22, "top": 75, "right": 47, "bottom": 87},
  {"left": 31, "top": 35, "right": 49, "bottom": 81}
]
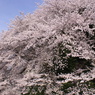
[{"left": 0, "top": 0, "right": 95, "bottom": 95}]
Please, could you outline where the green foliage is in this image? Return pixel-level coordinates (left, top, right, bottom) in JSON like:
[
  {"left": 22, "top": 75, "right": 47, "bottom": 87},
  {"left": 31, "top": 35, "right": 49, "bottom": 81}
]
[
  {"left": 21, "top": 86, "right": 46, "bottom": 95},
  {"left": 63, "top": 56, "right": 92, "bottom": 74},
  {"left": 85, "top": 79, "right": 95, "bottom": 89},
  {"left": 53, "top": 43, "right": 93, "bottom": 75},
  {"left": 21, "top": 80, "right": 95, "bottom": 95},
  {"left": 61, "top": 79, "right": 95, "bottom": 94},
  {"left": 61, "top": 81, "right": 76, "bottom": 93}
]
